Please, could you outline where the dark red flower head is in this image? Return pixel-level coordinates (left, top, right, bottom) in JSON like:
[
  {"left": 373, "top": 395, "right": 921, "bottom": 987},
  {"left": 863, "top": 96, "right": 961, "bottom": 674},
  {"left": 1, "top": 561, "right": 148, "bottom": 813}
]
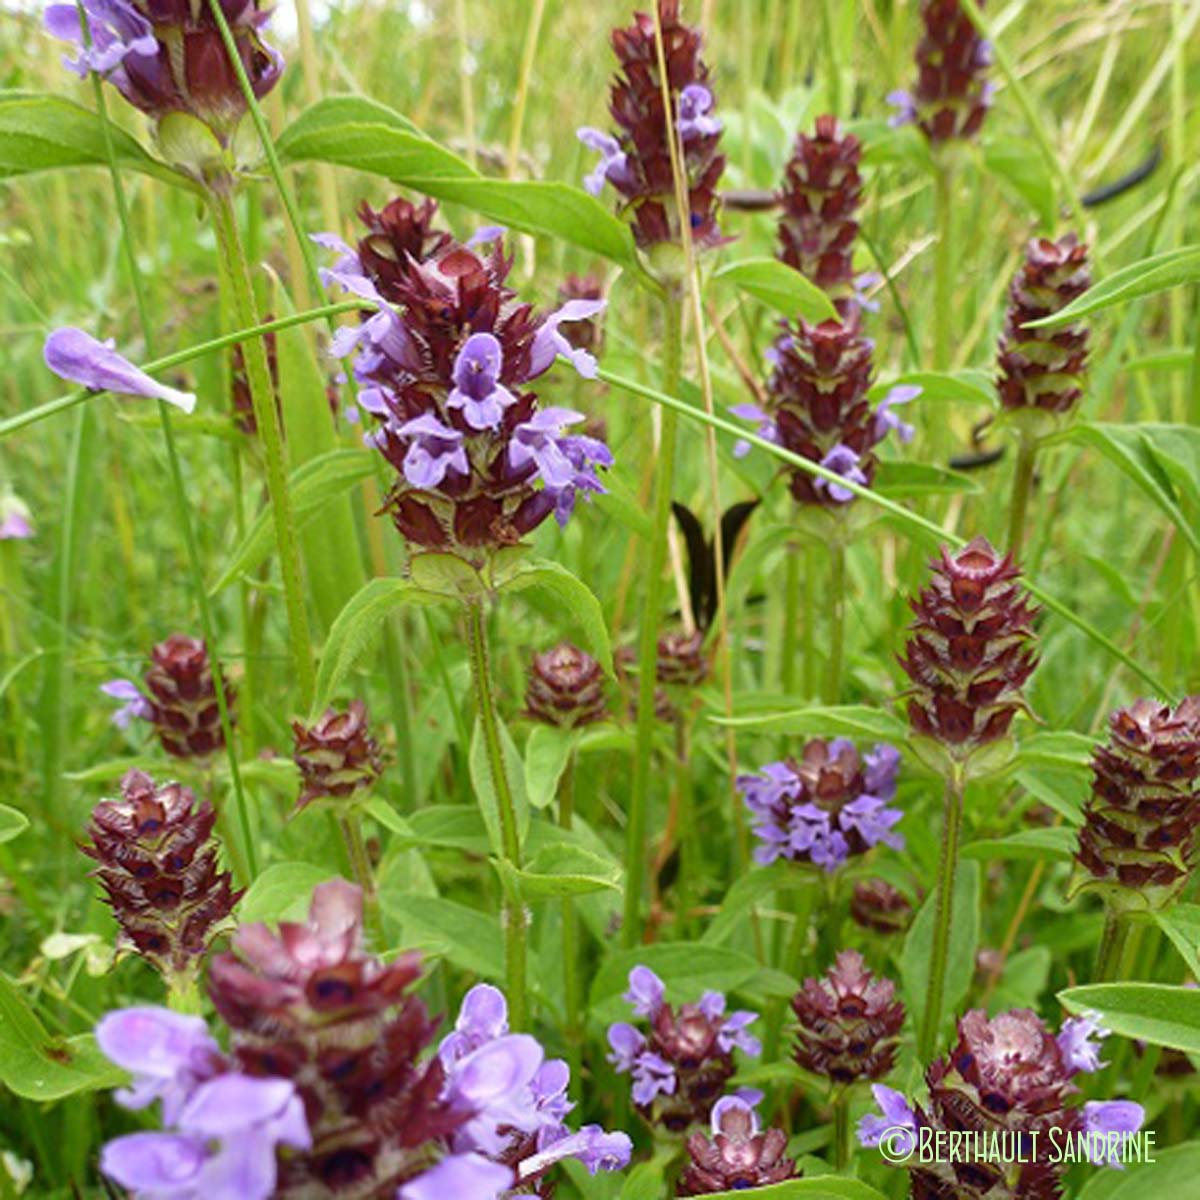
[
  {"left": 900, "top": 537, "right": 1039, "bottom": 763},
  {"left": 677, "top": 1097, "right": 798, "bottom": 1194},
  {"left": 81, "top": 769, "right": 241, "bottom": 981},
  {"left": 524, "top": 643, "right": 609, "bottom": 728},
  {"left": 291, "top": 700, "right": 384, "bottom": 813},
  {"left": 145, "top": 634, "right": 236, "bottom": 760}
]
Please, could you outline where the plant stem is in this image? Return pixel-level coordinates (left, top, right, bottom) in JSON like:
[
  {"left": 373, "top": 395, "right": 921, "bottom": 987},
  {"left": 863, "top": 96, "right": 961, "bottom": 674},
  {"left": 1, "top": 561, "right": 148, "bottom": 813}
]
[
  {"left": 209, "top": 189, "right": 316, "bottom": 713},
  {"left": 832, "top": 1089, "right": 851, "bottom": 1170},
  {"left": 918, "top": 772, "right": 964, "bottom": 1062},
  {"left": 781, "top": 548, "right": 800, "bottom": 694},
  {"left": 933, "top": 156, "right": 955, "bottom": 379},
  {"left": 1007, "top": 434, "right": 1038, "bottom": 557},
  {"left": 559, "top": 752, "right": 583, "bottom": 1095},
  {"left": 819, "top": 0, "right": 842, "bottom": 115},
  {"left": 802, "top": 543, "right": 817, "bottom": 697},
  {"left": 624, "top": 294, "right": 684, "bottom": 948},
  {"left": 825, "top": 540, "right": 846, "bottom": 703},
  {"left": 338, "top": 811, "right": 379, "bottom": 938},
  {"left": 1095, "top": 910, "right": 1130, "bottom": 982},
  {"left": 465, "top": 600, "right": 527, "bottom": 1027},
  {"left": 507, "top": 0, "right": 547, "bottom": 177}
]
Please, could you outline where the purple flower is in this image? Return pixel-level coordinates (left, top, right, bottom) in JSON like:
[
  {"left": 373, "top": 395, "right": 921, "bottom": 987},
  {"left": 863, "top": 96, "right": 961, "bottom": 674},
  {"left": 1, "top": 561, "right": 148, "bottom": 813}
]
[
  {"left": 528, "top": 299, "right": 607, "bottom": 381},
  {"left": 840, "top": 795, "right": 905, "bottom": 851},
  {"left": 709, "top": 1095, "right": 758, "bottom": 1137},
  {"left": 1082, "top": 1100, "right": 1145, "bottom": 1167},
  {"left": 508, "top": 408, "right": 612, "bottom": 526},
  {"left": 715, "top": 1010, "right": 762, "bottom": 1057},
  {"left": 43, "top": 328, "right": 195, "bottom": 414},
  {"left": 440, "top": 984, "right": 510, "bottom": 1066},
  {"left": 95, "top": 1007, "right": 221, "bottom": 1124},
  {"left": 857, "top": 1083, "right": 918, "bottom": 1150},
  {"left": 100, "top": 1074, "right": 309, "bottom": 1200},
  {"left": 630, "top": 1051, "right": 677, "bottom": 1106},
  {"left": 873, "top": 384, "right": 920, "bottom": 444},
  {"left": 448, "top": 334, "right": 519, "bottom": 430},
  {"left": 518, "top": 1127, "right": 633, "bottom": 1181},
  {"left": 397, "top": 1154, "right": 515, "bottom": 1200},
  {"left": 809, "top": 827, "right": 850, "bottom": 870},
  {"left": 399, "top": 413, "right": 469, "bottom": 489},
  {"left": 100, "top": 679, "right": 155, "bottom": 729},
  {"left": 863, "top": 743, "right": 901, "bottom": 801},
  {"left": 443, "top": 1034, "right": 547, "bottom": 1155},
  {"left": 577, "top": 127, "right": 629, "bottom": 197},
  {"left": 1057, "top": 1012, "right": 1109, "bottom": 1075},
  {"left": 813, "top": 444, "right": 867, "bottom": 503},
  {"left": 624, "top": 965, "right": 666, "bottom": 1017},
  {"left": 677, "top": 85, "right": 722, "bottom": 140},
  {"left": 737, "top": 762, "right": 801, "bottom": 816},
  {"left": 0, "top": 494, "right": 33, "bottom": 540},
  {"left": 606, "top": 1022, "right": 646, "bottom": 1073},
  {"left": 728, "top": 402, "right": 780, "bottom": 459},
  {"left": 886, "top": 89, "right": 917, "bottom": 129},
  {"left": 44, "top": 0, "right": 156, "bottom": 85}
]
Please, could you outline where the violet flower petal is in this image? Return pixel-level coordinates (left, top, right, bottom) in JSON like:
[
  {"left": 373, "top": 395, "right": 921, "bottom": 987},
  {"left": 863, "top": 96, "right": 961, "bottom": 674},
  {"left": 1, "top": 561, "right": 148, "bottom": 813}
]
[{"left": 44, "top": 328, "right": 195, "bottom": 413}]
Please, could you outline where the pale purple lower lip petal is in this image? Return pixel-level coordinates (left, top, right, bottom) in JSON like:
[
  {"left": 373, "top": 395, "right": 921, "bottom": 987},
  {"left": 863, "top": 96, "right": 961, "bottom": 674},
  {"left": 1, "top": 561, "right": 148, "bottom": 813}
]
[{"left": 43, "top": 327, "right": 196, "bottom": 414}]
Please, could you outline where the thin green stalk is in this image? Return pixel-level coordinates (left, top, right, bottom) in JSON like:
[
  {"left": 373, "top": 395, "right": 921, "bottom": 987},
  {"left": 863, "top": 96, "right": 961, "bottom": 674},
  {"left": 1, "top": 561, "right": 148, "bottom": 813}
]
[
  {"left": 559, "top": 752, "right": 583, "bottom": 1096},
  {"left": 209, "top": 190, "right": 315, "bottom": 712},
  {"left": 1095, "top": 911, "right": 1130, "bottom": 983},
  {"left": 918, "top": 773, "right": 964, "bottom": 1062},
  {"left": 338, "top": 811, "right": 380, "bottom": 940},
  {"left": 624, "top": 295, "right": 683, "bottom": 948},
  {"left": 1189, "top": 289, "right": 1200, "bottom": 426},
  {"left": 506, "top": 0, "right": 547, "bottom": 177},
  {"left": 465, "top": 601, "right": 527, "bottom": 1028},
  {"left": 1007, "top": 435, "right": 1038, "bottom": 557},
  {"left": 933, "top": 156, "right": 955, "bottom": 378},
  {"left": 819, "top": 0, "right": 841, "bottom": 115},
  {"left": 166, "top": 973, "right": 202, "bottom": 1015},
  {"left": 832, "top": 1089, "right": 851, "bottom": 1170},
  {"left": 825, "top": 540, "right": 846, "bottom": 704},
  {"left": 781, "top": 548, "right": 800, "bottom": 694},
  {"left": 802, "top": 543, "right": 817, "bottom": 698},
  {"left": 2, "top": 302, "right": 361, "bottom": 440}
]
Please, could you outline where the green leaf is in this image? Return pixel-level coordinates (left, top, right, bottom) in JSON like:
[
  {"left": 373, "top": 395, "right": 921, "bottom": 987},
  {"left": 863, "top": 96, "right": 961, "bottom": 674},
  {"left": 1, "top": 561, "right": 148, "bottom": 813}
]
[
  {"left": 238, "top": 862, "right": 335, "bottom": 923},
  {"left": 1013, "top": 730, "right": 1095, "bottom": 772},
  {"left": 502, "top": 841, "right": 622, "bottom": 899},
  {"left": 902, "top": 860, "right": 980, "bottom": 1046},
  {"left": 390, "top": 806, "right": 491, "bottom": 855},
  {"left": 469, "top": 714, "right": 529, "bottom": 857},
  {"left": 381, "top": 894, "right": 505, "bottom": 979},
  {"left": 590, "top": 943, "right": 762, "bottom": 1026},
  {"left": 274, "top": 93, "right": 423, "bottom": 138},
  {"left": 313, "top": 578, "right": 445, "bottom": 712},
  {"left": 874, "top": 460, "right": 980, "bottom": 498},
  {"left": 961, "top": 826, "right": 1076, "bottom": 863},
  {"left": 1077, "top": 1141, "right": 1200, "bottom": 1199},
  {"left": 0, "top": 805, "right": 29, "bottom": 845},
  {"left": 1057, "top": 983, "right": 1200, "bottom": 1054},
  {"left": 619, "top": 1159, "right": 667, "bottom": 1200},
  {"left": 990, "top": 946, "right": 1051, "bottom": 1013},
  {"left": 702, "top": 860, "right": 820, "bottom": 946},
  {"left": 868, "top": 370, "right": 996, "bottom": 409},
  {"left": 524, "top": 724, "right": 579, "bottom": 809},
  {"left": 703, "top": 1181, "right": 887, "bottom": 1200},
  {"left": 1028, "top": 244, "right": 1200, "bottom": 327},
  {"left": 0, "top": 975, "right": 125, "bottom": 1101},
  {"left": 211, "top": 450, "right": 378, "bottom": 593},
  {"left": 849, "top": 117, "right": 934, "bottom": 174},
  {"left": 0, "top": 91, "right": 187, "bottom": 187},
  {"left": 1155, "top": 906, "right": 1200, "bottom": 978},
  {"left": 496, "top": 557, "right": 613, "bottom": 675},
  {"left": 1067, "top": 422, "right": 1200, "bottom": 558},
  {"left": 983, "top": 136, "right": 1058, "bottom": 228},
  {"left": 712, "top": 704, "right": 908, "bottom": 742},
  {"left": 715, "top": 258, "right": 838, "bottom": 323}
]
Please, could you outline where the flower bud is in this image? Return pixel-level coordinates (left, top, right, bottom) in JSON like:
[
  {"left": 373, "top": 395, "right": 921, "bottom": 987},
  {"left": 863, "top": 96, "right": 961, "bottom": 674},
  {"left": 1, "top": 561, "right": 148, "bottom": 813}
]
[
  {"left": 850, "top": 879, "right": 913, "bottom": 934},
  {"left": 524, "top": 643, "right": 609, "bottom": 728},
  {"left": 677, "top": 1097, "right": 797, "bottom": 1194},
  {"left": 290, "top": 700, "right": 384, "bottom": 814}
]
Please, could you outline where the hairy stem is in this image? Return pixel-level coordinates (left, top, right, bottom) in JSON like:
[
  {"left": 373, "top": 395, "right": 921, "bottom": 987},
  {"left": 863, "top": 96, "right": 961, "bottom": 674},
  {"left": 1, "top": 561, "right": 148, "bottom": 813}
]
[
  {"left": 1007, "top": 435, "right": 1038, "bottom": 557},
  {"left": 624, "top": 294, "right": 684, "bottom": 948},
  {"left": 832, "top": 1089, "right": 851, "bottom": 1170},
  {"left": 465, "top": 600, "right": 528, "bottom": 1027},
  {"left": 209, "top": 190, "right": 316, "bottom": 713},
  {"left": 919, "top": 772, "right": 964, "bottom": 1061},
  {"left": 1095, "top": 910, "right": 1130, "bottom": 983},
  {"left": 781, "top": 547, "right": 800, "bottom": 694}
]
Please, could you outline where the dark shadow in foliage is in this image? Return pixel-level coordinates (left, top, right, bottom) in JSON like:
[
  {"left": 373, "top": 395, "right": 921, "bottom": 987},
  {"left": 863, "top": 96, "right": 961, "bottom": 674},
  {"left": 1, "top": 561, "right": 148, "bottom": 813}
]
[{"left": 671, "top": 500, "right": 759, "bottom": 634}]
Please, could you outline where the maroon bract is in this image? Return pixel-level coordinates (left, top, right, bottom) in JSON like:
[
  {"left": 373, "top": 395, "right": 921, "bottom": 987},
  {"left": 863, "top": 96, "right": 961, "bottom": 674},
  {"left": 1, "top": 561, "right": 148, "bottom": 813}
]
[
  {"left": 144, "top": 635, "right": 235, "bottom": 760},
  {"left": 1075, "top": 696, "right": 1200, "bottom": 910},
  {"left": 792, "top": 950, "right": 905, "bottom": 1085},
  {"left": 208, "top": 879, "right": 459, "bottom": 1196},
  {"left": 524, "top": 643, "right": 609, "bottom": 728},
  {"left": 656, "top": 629, "right": 709, "bottom": 689},
  {"left": 291, "top": 701, "right": 384, "bottom": 813},
  {"left": 676, "top": 1097, "right": 797, "bottom": 1194},
  {"left": 81, "top": 769, "right": 241, "bottom": 982},
  {"left": 899, "top": 537, "right": 1038, "bottom": 764},
  {"left": 777, "top": 115, "right": 864, "bottom": 313},
  {"left": 997, "top": 235, "right": 1091, "bottom": 418},
  {"left": 850, "top": 879, "right": 914, "bottom": 934}
]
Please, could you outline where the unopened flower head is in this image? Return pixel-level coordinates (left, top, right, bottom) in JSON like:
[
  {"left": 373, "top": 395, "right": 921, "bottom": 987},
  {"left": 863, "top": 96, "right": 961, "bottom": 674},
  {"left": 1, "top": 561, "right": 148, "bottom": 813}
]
[
  {"left": 792, "top": 950, "right": 905, "bottom": 1085},
  {"left": 677, "top": 1096, "right": 797, "bottom": 1194},
  {"left": 850, "top": 878, "right": 914, "bottom": 934},
  {"left": 524, "top": 643, "right": 609, "bottom": 728},
  {"left": 44, "top": 0, "right": 282, "bottom": 158},
  {"left": 899, "top": 537, "right": 1038, "bottom": 770},
  {"left": 1074, "top": 696, "right": 1200, "bottom": 911},
  {"left": 102, "top": 633, "right": 234, "bottom": 760},
  {"left": 82, "top": 769, "right": 242, "bottom": 983},
  {"left": 316, "top": 201, "right": 611, "bottom": 566},
  {"left": 291, "top": 699, "right": 384, "bottom": 814},
  {"left": 738, "top": 739, "right": 904, "bottom": 871},
  {"left": 997, "top": 234, "right": 1092, "bottom": 424},
  {"left": 607, "top": 966, "right": 761, "bottom": 1134},
  {"left": 579, "top": 0, "right": 726, "bottom": 260},
  {"left": 889, "top": 0, "right": 994, "bottom": 144},
  {"left": 43, "top": 328, "right": 195, "bottom": 413}
]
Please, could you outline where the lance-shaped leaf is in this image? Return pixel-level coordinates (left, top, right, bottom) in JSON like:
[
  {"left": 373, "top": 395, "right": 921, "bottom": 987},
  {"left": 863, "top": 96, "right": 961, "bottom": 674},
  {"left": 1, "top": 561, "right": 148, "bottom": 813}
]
[{"left": 714, "top": 257, "right": 838, "bottom": 323}]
